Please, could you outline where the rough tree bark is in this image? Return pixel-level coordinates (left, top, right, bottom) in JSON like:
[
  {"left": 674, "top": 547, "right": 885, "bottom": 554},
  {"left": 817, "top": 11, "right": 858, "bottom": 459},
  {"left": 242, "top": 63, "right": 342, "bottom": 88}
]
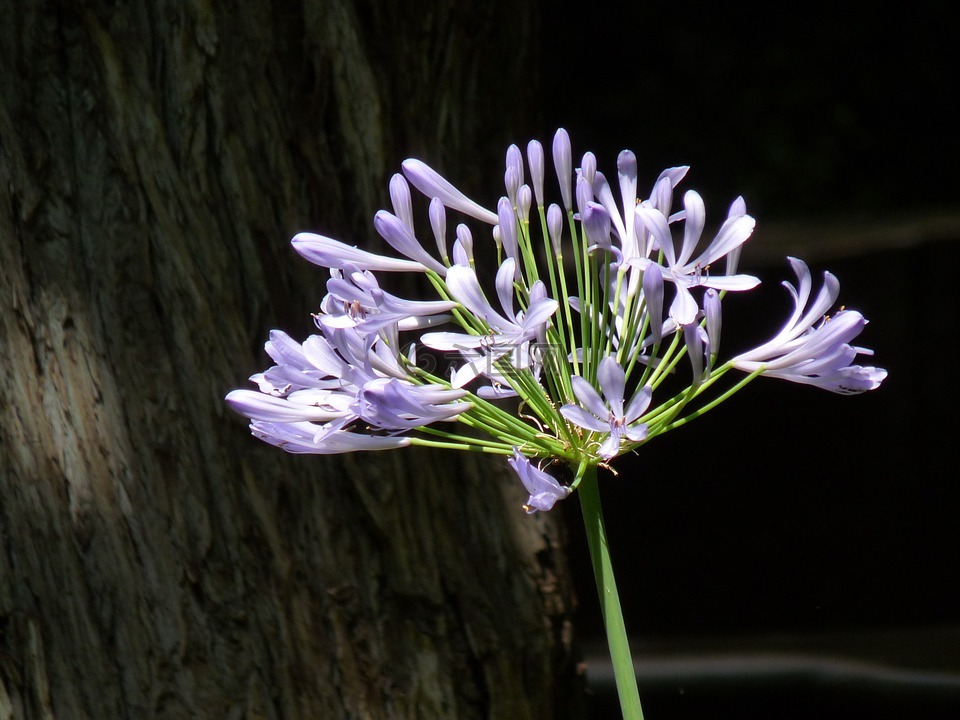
[{"left": 0, "top": 2, "right": 582, "bottom": 718}]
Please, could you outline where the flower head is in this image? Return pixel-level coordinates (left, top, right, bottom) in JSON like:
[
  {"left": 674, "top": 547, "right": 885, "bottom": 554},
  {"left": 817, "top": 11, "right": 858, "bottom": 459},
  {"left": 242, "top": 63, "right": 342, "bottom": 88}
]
[{"left": 228, "top": 129, "right": 885, "bottom": 514}]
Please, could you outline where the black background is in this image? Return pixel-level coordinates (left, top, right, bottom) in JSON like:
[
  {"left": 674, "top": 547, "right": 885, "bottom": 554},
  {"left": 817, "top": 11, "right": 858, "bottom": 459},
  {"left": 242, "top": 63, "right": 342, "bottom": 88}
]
[{"left": 533, "top": 2, "right": 959, "bottom": 716}]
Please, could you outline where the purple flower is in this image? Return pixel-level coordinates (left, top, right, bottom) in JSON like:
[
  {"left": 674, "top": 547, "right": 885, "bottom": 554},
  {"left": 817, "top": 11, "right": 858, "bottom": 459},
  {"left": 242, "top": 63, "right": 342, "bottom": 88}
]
[
  {"left": 635, "top": 191, "right": 760, "bottom": 325},
  {"left": 353, "top": 378, "right": 471, "bottom": 430},
  {"left": 230, "top": 130, "right": 885, "bottom": 484},
  {"left": 507, "top": 450, "right": 571, "bottom": 513},
  {"left": 225, "top": 316, "right": 472, "bottom": 453},
  {"left": 322, "top": 266, "right": 456, "bottom": 334},
  {"left": 421, "top": 259, "right": 558, "bottom": 387},
  {"left": 547, "top": 203, "right": 564, "bottom": 254},
  {"left": 452, "top": 223, "right": 474, "bottom": 267},
  {"left": 560, "top": 357, "right": 652, "bottom": 460},
  {"left": 731, "top": 258, "right": 887, "bottom": 394},
  {"left": 589, "top": 151, "right": 639, "bottom": 263},
  {"left": 225, "top": 388, "right": 353, "bottom": 424},
  {"left": 643, "top": 263, "right": 665, "bottom": 345},
  {"left": 582, "top": 202, "right": 619, "bottom": 261}
]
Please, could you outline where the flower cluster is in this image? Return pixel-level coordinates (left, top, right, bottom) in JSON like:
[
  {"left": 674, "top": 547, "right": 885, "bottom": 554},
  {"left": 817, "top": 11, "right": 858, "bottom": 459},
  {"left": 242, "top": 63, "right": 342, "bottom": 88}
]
[{"left": 227, "top": 130, "right": 886, "bottom": 512}]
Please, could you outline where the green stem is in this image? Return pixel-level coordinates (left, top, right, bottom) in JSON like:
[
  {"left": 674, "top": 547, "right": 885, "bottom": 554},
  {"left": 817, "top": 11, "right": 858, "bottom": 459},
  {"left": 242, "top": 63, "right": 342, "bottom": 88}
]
[{"left": 578, "top": 466, "right": 644, "bottom": 720}]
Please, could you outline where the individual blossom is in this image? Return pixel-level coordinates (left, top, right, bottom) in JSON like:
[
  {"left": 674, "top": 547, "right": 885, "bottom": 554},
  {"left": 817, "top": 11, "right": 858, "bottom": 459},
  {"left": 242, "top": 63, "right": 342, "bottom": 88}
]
[
  {"left": 635, "top": 190, "right": 760, "bottom": 325},
  {"left": 351, "top": 378, "right": 472, "bottom": 430},
  {"left": 321, "top": 265, "right": 457, "bottom": 334},
  {"left": 507, "top": 450, "right": 571, "bottom": 514},
  {"left": 419, "top": 259, "right": 558, "bottom": 388},
  {"left": 560, "top": 357, "right": 652, "bottom": 460},
  {"left": 730, "top": 257, "right": 886, "bottom": 394}
]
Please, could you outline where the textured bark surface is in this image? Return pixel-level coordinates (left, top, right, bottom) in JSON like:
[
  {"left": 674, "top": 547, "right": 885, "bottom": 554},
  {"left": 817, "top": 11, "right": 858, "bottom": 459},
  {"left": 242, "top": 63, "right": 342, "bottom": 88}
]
[{"left": 0, "top": 2, "right": 581, "bottom": 718}]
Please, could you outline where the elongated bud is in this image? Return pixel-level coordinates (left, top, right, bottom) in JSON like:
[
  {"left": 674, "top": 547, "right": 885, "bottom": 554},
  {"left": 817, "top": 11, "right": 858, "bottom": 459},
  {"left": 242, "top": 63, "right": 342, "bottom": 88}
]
[
  {"left": 292, "top": 232, "right": 426, "bottom": 273},
  {"left": 575, "top": 173, "right": 592, "bottom": 218},
  {"left": 643, "top": 263, "right": 664, "bottom": 344},
  {"left": 517, "top": 184, "right": 532, "bottom": 224},
  {"left": 429, "top": 197, "right": 448, "bottom": 262},
  {"left": 504, "top": 166, "right": 520, "bottom": 207},
  {"left": 580, "top": 151, "right": 597, "bottom": 187},
  {"left": 456, "top": 223, "right": 474, "bottom": 260},
  {"left": 373, "top": 210, "right": 447, "bottom": 274},
  {"left": 390, "top": 173, "right": 414, "bottom": 232},
  {"left": 452, "top": 224, "right": 473, "bottom": 267},
  {"left": 402, "top": 159, "right": 498, "bottom": 224},
  {"left": 527, "top": 139, "right": 545, "bottom": 207},
  {"left": 684, "top": 322, "right": 705, "bottom": 385},
  {"left": 505, "top": 143, "right": 523, "bottom": 208},
  {"left": 452, "top": 239, "right": 470, "bottom": 267},
  {"left": 704, "top": 288, "right": 722, "bottom": 366},
  {"left": 582, "top": 202, "right": 612, "bottom": 252},
  {"left": 547, "top": 203, "right": 563, "bottom": 254},
  {"left": 552, "top": 128, "right": 573, "bottom": 211},
  {"left": 726, "top": 196, "right": 747, "bottom": 274},
  {"left": 497, "top": 196, "right": 519, "bottom": 262},
  {"left": 506, "top": 143, "right": 524, "bottom": 187}
]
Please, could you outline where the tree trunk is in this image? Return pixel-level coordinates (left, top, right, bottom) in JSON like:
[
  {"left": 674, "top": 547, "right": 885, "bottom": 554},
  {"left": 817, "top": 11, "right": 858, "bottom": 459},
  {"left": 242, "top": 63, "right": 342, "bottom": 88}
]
[{"left": 0, "top": 2, "right": 581, "bottom": 718}]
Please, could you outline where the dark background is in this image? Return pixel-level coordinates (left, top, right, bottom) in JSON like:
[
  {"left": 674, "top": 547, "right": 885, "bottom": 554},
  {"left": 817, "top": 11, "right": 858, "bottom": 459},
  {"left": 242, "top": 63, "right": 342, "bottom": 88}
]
[{"left": 531, "top": 2, "right": 959, "bottom": 717}]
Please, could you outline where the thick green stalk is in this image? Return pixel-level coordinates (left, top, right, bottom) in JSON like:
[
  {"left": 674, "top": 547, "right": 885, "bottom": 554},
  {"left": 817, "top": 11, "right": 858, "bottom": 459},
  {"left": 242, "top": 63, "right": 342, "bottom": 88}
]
[{"left": 578, "top": 467, "right": 644, "bottom": 720}]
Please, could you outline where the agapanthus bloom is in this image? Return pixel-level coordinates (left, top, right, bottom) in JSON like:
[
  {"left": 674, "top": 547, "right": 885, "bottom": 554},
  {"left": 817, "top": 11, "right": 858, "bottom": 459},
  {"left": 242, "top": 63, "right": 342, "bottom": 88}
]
[
  {"left": 560, "top": 357, "right": 651, "bottom": 460},
  {"left": 730, "top": 257, "right": 886, "bottom": 394},
  {"left": 508, "top": 450, "right": 571, "bottom": 514},
  {"left": 227, "top": 129, "right": 885, "bottom": 510}
]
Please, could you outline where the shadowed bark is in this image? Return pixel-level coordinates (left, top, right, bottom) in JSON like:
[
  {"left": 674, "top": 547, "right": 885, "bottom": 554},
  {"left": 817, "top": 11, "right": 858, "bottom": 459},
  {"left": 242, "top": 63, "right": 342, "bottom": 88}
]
[{"left": 0, "top": 2, "right": 582, "bottom": 718}]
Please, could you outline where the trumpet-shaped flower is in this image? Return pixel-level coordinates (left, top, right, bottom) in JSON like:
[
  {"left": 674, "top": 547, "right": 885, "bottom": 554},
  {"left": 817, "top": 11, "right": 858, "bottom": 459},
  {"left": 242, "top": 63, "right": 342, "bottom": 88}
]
[
  {"left": 420, "top": 259, "right": 558, "bottom": 387},
  {"left": 321, "top": 266, "right": 456, "bottom": 334},
  {"left": 507, "top": 450, "right": 571, "bottom": 514},
  {"left": 636, "top": 191, "right": 760, "bottom": 325},
  {"left": 560, "top": 357, "right": 652, "bottom": 460},
  {"left": 731, "top": 258, "right": 886, "bottom": 394}
]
